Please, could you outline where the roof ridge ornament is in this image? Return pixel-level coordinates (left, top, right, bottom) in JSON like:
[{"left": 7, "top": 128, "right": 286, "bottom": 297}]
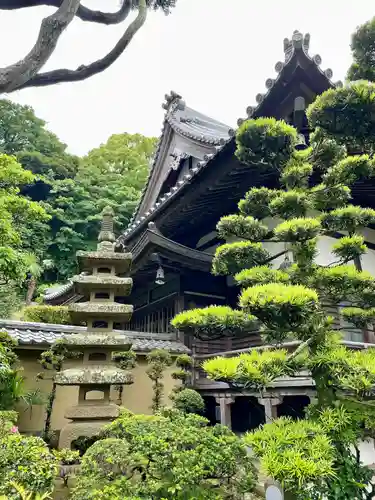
[
  {"left": 162, "top": 90, "right": 185, "bottom": 112},
  {"left": 283, "top": 30, "right": 310, "bottom": 62}
]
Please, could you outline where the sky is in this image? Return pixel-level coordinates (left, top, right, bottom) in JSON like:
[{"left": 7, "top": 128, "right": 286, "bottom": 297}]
[{"left": 1, "top": 0, "right": 374, "bottom": 156}]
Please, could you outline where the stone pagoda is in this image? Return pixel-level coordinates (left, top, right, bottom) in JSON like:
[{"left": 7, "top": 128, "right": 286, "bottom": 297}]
[{"left": 56, "top": 206, "right": 134, "bottom": 449}]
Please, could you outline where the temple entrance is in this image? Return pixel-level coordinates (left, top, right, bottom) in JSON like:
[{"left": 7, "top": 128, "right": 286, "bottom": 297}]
[
  {"left": 277, "top": 395, "right": 311, "bottom": 420},
  {"left": 202, "top": 396, "right": 218, "bottom": 425},
  {"left": 231, "top": 397, "right": 265, "bottom": 433}
]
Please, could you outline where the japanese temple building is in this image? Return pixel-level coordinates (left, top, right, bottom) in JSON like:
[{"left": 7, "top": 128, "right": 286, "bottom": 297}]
[{"left": 9, "top": 31, "right": 375, "bottom": 450}]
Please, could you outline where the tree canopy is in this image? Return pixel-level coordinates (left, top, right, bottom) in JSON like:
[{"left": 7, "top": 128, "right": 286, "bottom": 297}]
[
  {"left": 172, "top": 79, "right": 375, "bottom": 497},
  {"left": 0, "top": 0, "right": 177, "bottom": 94}
]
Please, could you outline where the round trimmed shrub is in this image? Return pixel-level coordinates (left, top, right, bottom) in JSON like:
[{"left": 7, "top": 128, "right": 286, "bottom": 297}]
[{"left": 172, "top": 389, "right": 205, "bottom": 414}]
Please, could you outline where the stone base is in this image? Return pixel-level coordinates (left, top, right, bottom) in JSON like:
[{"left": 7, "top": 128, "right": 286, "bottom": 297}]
[
  {"left": 58, "top": 420, "right": 112, "bottom": 450},
  {"left": 64, "top": 402, "right": 120, "bottom": 420}
]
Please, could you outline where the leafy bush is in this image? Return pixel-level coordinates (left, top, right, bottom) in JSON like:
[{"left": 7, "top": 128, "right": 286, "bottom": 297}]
[
  {"left": 236, "top": 117, "right": 297, "bottom": 167},
  {"left": 246, "top": 418, "right": 335, "bottom": 497},
  {"left": 281, "top": 162, "right": 313, "bottom": 189},
  {"left": 307, "top": 81, "right": 375, "bottom": 154},
  {"left": 332, "top": 234, "right": 367, "bottom": 262},
  {"left": 203, "top": 350, "right": 299, "bottom": 390},
  {"left": 320, "top": 205, "right": 375, "bottom": 233},
  {"left": 212, "top": 241, "right": 270, "bottom": 276},
  {"left": 217, "top": 214, "right": 268, "bottom": 241},
  {"left": 235, "top": 265, "right": 289, "bottom": 288},
  {"left": 22, "top": 305, "right": 70, "bottom": 325},
  {"left": 172, "top": 388, "right": 205, "bottom": 414},
  {"left": 240, "top": 283, "right": 319, "bottom": 335},
  {"left": 0, "top": 433, "right": 57, "bottom": 499},
  {"left": 273, "top": 218, "right": 321, "bottom": 242},
  {"left": 72, "top": 410, "right": 256, "bottom": 499},
  {"left": 238, "top": 186, "right": 280, "bottom": 219},
  {"left": 270, "top": 190, "right": 311, "bottom": 219},
  {"left": 171, "top": 305, "right": 258, "bottom": 340}
]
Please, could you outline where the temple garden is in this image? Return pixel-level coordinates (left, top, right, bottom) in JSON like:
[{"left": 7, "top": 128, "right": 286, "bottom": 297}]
[{"left": 3, "top": 12, "right": 375, "bottom": 500}]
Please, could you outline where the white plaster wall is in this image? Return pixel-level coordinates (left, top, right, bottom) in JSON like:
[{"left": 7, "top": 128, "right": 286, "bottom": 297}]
[{"left": 357, "top": 439, "right": 375, "bottom": 466}]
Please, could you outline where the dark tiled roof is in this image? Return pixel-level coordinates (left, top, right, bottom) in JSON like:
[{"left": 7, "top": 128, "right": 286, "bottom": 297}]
[
  {"left": 0, "top": 319, "right": 189, "bottom": 354},
  {"left": 127, "top": 91, "right": 233, "bottom": 226},
  {"left": 122, "top": 30, "right": 340, "bottom": 242}
]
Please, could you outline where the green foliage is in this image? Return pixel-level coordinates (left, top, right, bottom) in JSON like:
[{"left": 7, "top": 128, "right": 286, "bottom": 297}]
[
  {"left": 52, "top": 448, "right": 80, "bottom": 465},
  {"left": 341, "top": 306, "right": 375, "bottom": 328},
  {"left": 72, "top": 410, "right": 256, "bottom": 499},
  {"left": 48, "top": 133, "right": 156, "bottom": 278},
  {"left": 172, "top": 388, "right": 205, "bottom": 414},
  {"left": 238, "top": 186, "right": 280, "bottom": 219},
  {"left": 281, "top": 162, "right": 313, "bottom": 189},
  {"left": 172, "top": 101, "right": 375, "bottom": 495},
  {"left": 347, "top": 16, "right": 375, "bottom": 82},
  {"left": 332, "top": 234, "right": 367, "bottom": 262},
  {"left": 22, "top": 305, "right": 70, "bottom": 324},
  {"left": 0, "top": 99, "right": 156, "bottom": 281},
  {"left": 273, "top": 218, "right": 321, "bottom": 242},
  {"left": 246, "top": 418, "right": 335, "bottom": 497},
  {"left": 217, "top": 214, "right": 268, "bottom": 241},
  {"left": 146, "top": 349, "right": 172, "bottom": 413},
  {"left": 236, "top": 117, "right": 297, "bottom": 167},
  {"left": 175, "top": 353, "right": 193, "bottom": 369},
  {"left": 235, "top": 265, "right": 289, "bottom": 287},
  {"left": 310, "top": 345, "right": 375, "bottom": 397},
  {"left": 0, "top": 432, "right": 57, "bottom": 499},
  {"left": 311, "top": 183, "right": 351, "bottom": 211},
  {"left": 309, "top": 131, "right": 347, "bottom": 172},
  {"left": 270, "top": 190, "right": 311, "bottom": 218},
  {"left": 307, "top": 82, "right": 375, "bottom": 154},
  {"left": 322, "top": 155, "right": 375, "bottom": 186},
  {"left": 171, "top": 305, "right": 257, "bottom": 341},
  {"left": 38, "top": 339, "right": 80, "bottom": 440},
  {"left": 239, "top": 283, "right": 319, "bottom": 336},
  {"left": 0, "top": 483, "right": 52, "bottom": 500},
  {"left": 320, "top": 205, "right": 375, "bottom": 233},
  {"left": 203, "top": 350, "right": 299, "bottom": 390},
  {"left": 212, "top": 241, "right": 270, "bottom": 275}
]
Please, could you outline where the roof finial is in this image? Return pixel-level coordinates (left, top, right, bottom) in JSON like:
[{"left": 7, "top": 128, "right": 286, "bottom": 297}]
[
  {"left": 98, "top": 206, "right": 115, "bottom": 251},
  {"left": 283, "top": 30, "right": 310, "bottom": 62}
]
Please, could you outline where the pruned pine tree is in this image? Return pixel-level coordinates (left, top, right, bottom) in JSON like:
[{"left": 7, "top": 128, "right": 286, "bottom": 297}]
[{"left": 172, "top": 81, "right": 375, "bottom": 499}]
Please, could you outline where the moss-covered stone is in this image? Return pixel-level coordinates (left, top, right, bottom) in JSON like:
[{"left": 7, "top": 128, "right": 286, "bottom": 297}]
[{"left": 55, "top": 366, "right": 133, "bottom": 385}]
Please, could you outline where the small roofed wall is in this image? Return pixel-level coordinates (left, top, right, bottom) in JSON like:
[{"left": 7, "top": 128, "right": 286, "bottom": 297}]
[{"left": 15, "top": 349, "right": 179, "bottom": 435}]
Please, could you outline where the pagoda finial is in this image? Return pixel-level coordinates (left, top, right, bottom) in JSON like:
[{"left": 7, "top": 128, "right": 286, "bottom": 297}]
[{"left": 98, "top": 206, "right": 115, "bottom": 251}]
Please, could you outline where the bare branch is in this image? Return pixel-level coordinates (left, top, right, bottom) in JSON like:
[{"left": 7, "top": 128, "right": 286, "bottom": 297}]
[
  {"left": 0, "top": 0, "right": 80, "bottom": 93},
  {"left": 14, "top": 0, "right": 148, "bottom": 91},
  {"left": 0, "top": 0, "right": 132, "bottom": 25}
]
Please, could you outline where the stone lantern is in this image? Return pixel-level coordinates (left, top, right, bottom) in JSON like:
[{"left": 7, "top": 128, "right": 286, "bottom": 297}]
[{"left": 57, "top": 206, "right": 134, "bottom": 449}]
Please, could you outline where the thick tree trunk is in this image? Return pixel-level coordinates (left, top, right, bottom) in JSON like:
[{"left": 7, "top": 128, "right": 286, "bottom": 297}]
[{"left": 0, "top": 0, "right": 80, "bottom": 93}]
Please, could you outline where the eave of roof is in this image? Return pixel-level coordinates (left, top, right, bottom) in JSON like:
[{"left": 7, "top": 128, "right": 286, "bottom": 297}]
[
  {"left": 129, "top": 91, "right": 233, "bottom": 226},
  {"left": 121, "top": 30, "right": 340, "bottom": 244},
  {"left": 131, "top": 226, "right": 213, "bottom": 272},
  {"left": 0, "top": 319, "right": 190, "bottom": 354}
]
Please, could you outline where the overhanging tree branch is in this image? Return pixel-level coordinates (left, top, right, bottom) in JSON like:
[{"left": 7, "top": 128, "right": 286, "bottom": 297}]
[
  {"left": 0, "top": 0, "right": 80, "bottom": 93},
  {"left": 0, "top": 0, "right": 132, "bottom": 25},
  {"left": 14, "top": 0, "right": 148, "bottom": 91}
]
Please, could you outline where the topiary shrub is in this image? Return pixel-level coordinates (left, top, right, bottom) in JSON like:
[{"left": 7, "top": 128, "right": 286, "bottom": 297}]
[
  {"left": 22, "top": 305, "right": 70, "bottom": 325},
  {"left": 172, "top": 388, "right": 205, "bottom": 414},
  {"left": 71, "top": 410, "right": 256, "bottom": 499},
  {"left": 0, "top": 432, "right": 57, "bottom": 499}
]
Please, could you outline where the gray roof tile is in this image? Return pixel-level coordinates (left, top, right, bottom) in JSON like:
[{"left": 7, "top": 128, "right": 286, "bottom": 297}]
[{"left": 0, "top": 320, "right": 189, "bottom": 354}]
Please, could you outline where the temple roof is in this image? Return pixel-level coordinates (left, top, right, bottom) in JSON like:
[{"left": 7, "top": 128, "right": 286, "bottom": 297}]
[
  {"left": 1, "top": 319, "right": 190, "bottom": 354},
  {"left": 129, "top": 91, "right": 233, "bottom": 225},
  {"left": 122, "top": 30, "right": 338, "bottom": 244}
]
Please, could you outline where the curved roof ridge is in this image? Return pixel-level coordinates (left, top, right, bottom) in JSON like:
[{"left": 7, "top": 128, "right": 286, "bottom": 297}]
[
  {"left": 128, "top": 91, "right": 232, "bottom": 226},
  {"left": 121, "top": 30, "right": 341, "bottom": 242}
]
